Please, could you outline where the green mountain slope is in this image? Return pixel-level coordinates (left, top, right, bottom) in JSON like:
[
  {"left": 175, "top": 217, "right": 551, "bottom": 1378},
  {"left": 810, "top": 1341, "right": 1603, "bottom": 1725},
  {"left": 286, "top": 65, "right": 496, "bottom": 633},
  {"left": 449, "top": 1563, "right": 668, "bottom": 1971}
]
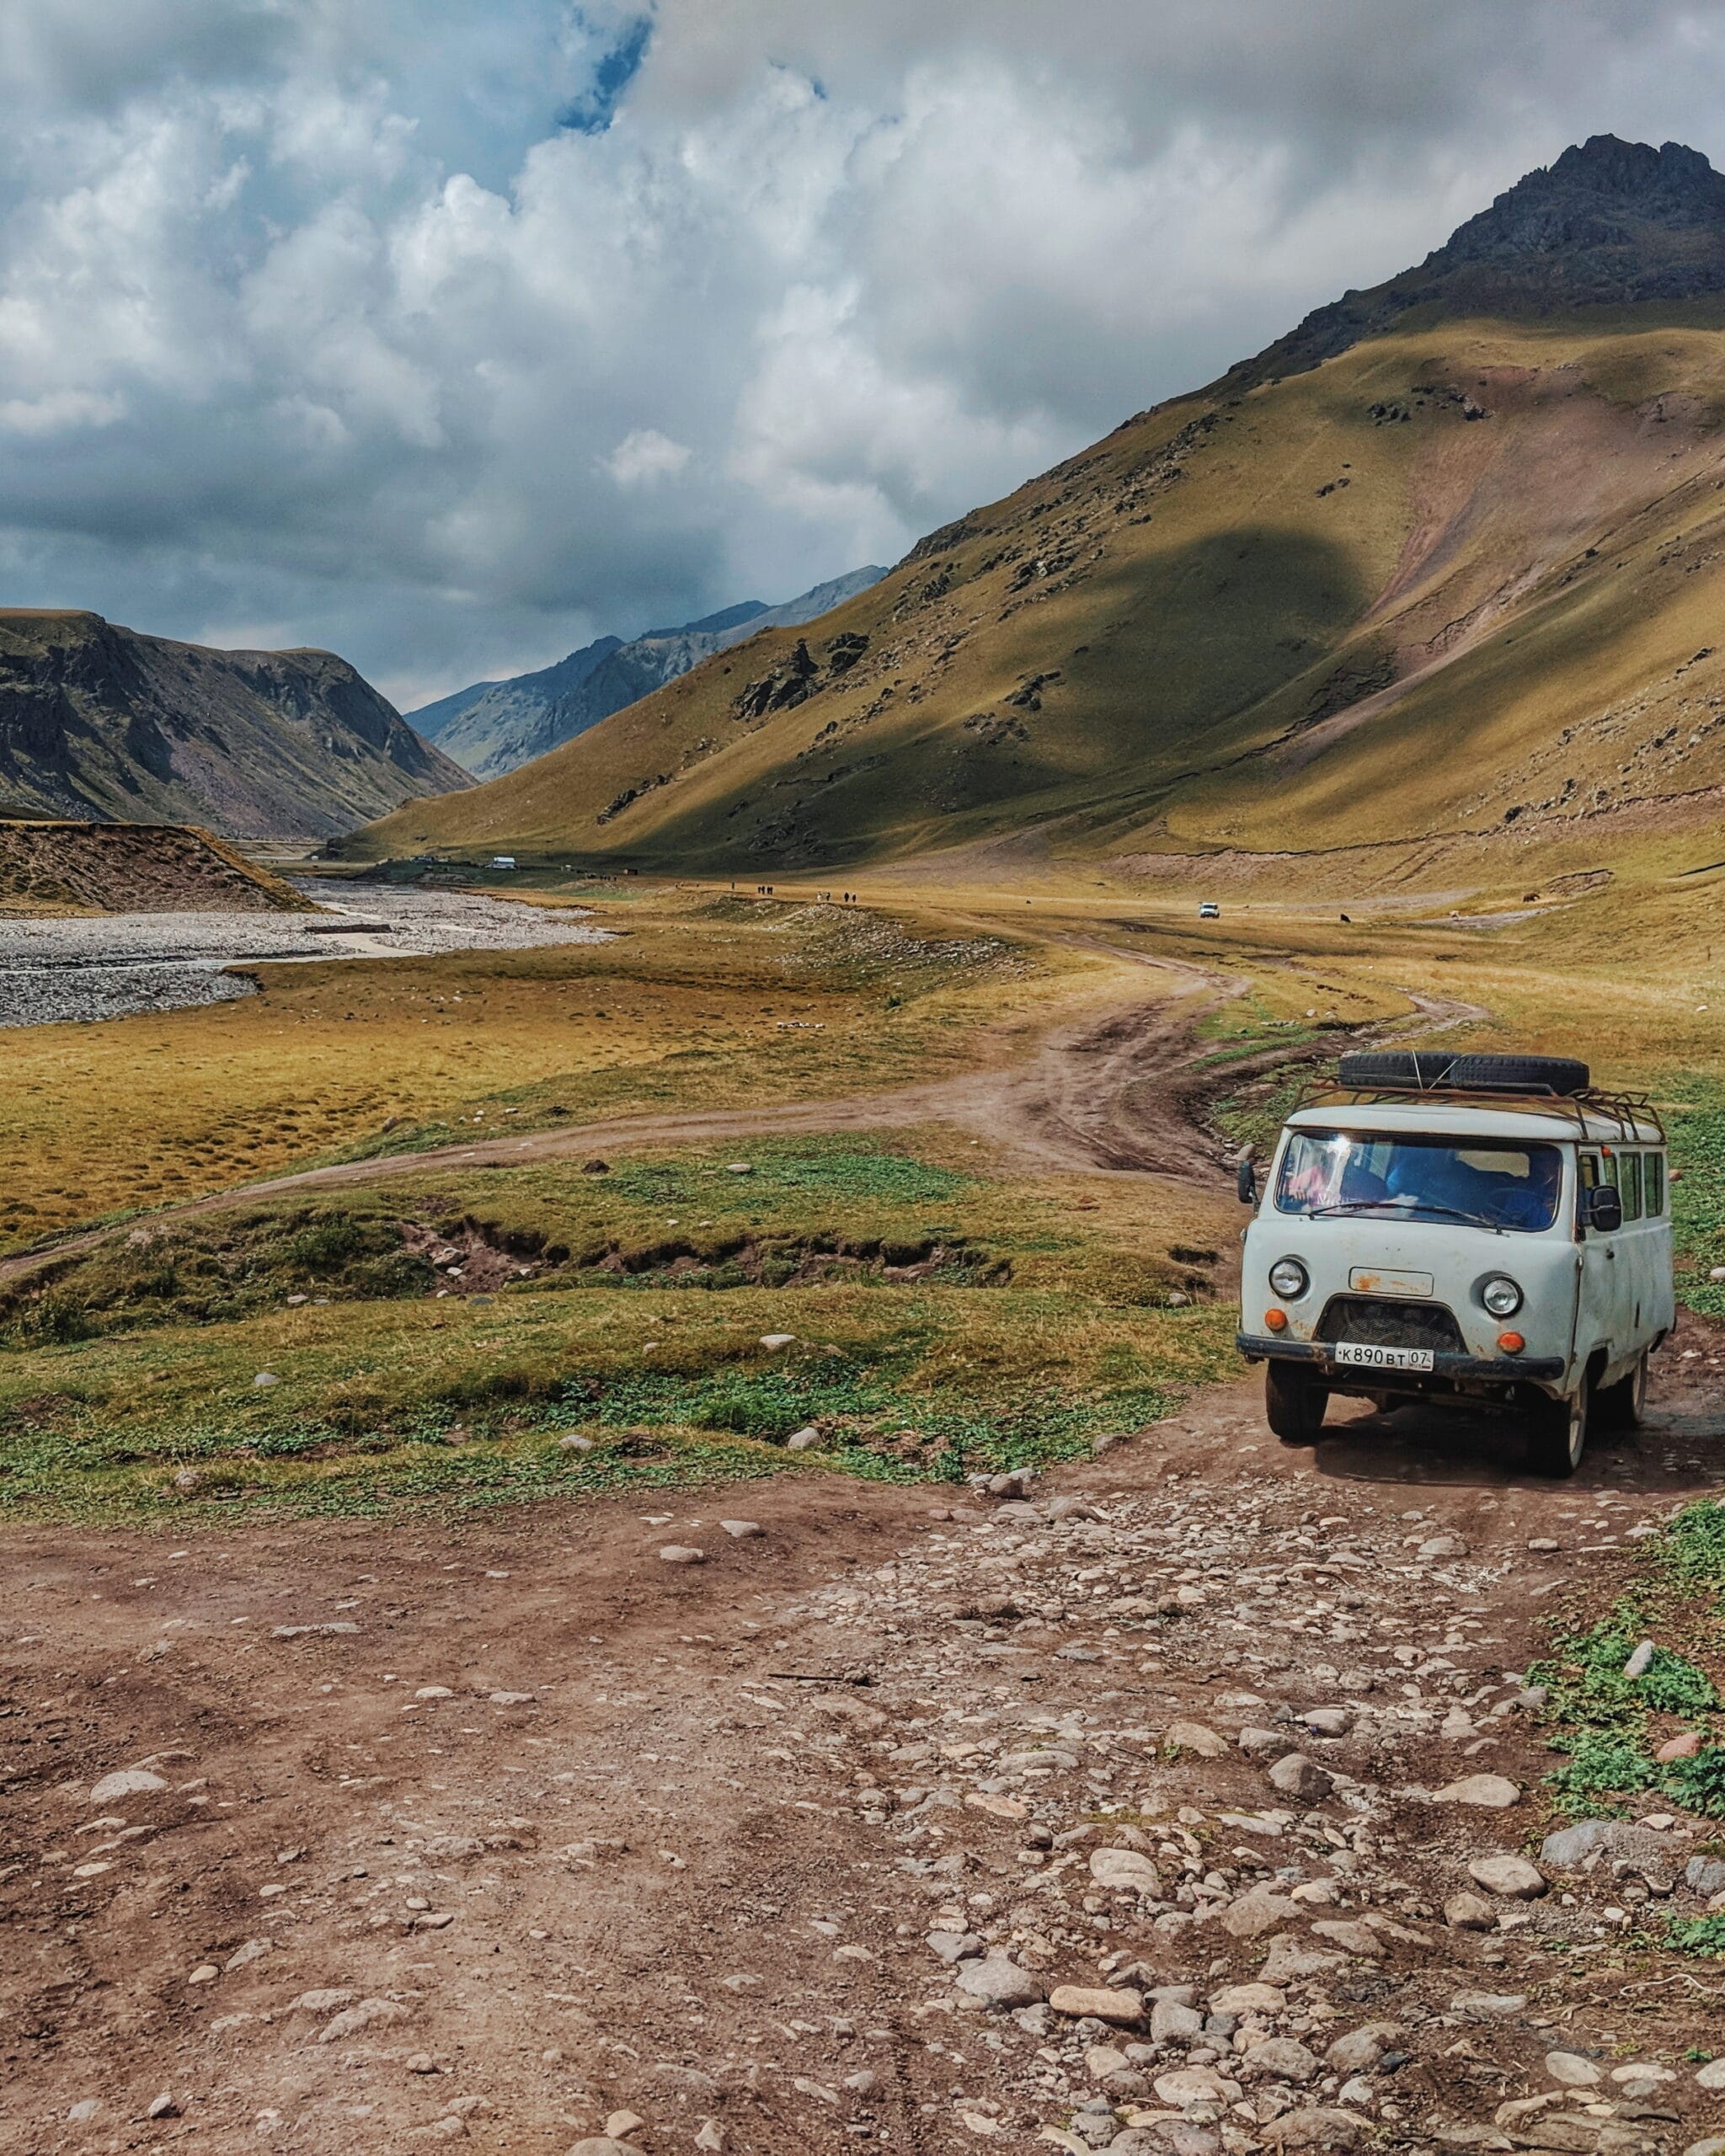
[
  {"left": 348, "top": 137, "right": 1725, "bottom": 883},
  {"left": 0, "top": 611, "right": 469, "bottom": 839}
]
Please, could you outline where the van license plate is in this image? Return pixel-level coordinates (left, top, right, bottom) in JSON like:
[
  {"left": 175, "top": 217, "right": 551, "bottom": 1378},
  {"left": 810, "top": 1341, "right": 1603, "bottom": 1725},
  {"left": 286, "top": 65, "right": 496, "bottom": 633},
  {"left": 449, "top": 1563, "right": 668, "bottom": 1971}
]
[{"left": 1335, "top": 1342, "right": 1434, "bottom": 1372}]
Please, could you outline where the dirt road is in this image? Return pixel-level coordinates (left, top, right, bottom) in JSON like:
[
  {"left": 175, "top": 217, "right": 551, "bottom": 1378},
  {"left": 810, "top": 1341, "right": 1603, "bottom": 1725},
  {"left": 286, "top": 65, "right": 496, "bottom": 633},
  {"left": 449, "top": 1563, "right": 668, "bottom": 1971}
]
[
  {"left": 0, "top": 946, "right": 1246, "bottom": 1286},
  {"left": 5, "top": 1337, "right": 1722, "bottom": 2154}
]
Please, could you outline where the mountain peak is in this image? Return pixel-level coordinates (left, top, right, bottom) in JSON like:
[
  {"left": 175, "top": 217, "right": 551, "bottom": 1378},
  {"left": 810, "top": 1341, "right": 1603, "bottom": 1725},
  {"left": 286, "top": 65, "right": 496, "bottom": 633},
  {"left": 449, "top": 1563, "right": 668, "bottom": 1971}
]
[{"left": 1229, "top": 134, "right": 1725, "bottom": 392}]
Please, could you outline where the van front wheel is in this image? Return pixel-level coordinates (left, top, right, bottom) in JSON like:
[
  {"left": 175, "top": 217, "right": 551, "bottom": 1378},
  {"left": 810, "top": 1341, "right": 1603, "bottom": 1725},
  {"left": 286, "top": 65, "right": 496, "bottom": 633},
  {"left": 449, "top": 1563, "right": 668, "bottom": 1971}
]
[
  {"left": 1266, "top": 1362, "right": 1328, "bottom": 1445},
  {"left": 1526, "top": 1380, "right": 1589, "bottom": 1478}
]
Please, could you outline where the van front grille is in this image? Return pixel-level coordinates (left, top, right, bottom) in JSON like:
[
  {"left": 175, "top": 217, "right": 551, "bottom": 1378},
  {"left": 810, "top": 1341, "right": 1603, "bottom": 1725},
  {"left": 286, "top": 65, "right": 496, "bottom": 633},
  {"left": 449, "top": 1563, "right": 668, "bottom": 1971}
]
[{"left": 1315, "top": 1296, "right": 1466, "bottom": 1353}]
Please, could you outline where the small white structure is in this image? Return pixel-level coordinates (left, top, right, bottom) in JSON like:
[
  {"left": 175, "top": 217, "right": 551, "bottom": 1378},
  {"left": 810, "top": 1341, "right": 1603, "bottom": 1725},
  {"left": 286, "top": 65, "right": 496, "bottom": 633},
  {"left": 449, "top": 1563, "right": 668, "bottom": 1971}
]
[
  {"left": 1197, "top": 900, "right": 1220, "bottom": 919},
  {"left": 490, "top": 856, "right": 517, "bottom": 870}
]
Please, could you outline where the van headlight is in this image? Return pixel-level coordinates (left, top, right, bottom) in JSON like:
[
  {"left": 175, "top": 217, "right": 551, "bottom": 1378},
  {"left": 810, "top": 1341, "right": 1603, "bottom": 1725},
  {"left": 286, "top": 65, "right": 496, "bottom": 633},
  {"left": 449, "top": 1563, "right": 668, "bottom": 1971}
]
[
  {"left": 1482, "top": 1275, "right": 1523, "bottom": 1319},
  {"left": 1268, "top": 1257, "right": 1309, "bottom": 1300}
]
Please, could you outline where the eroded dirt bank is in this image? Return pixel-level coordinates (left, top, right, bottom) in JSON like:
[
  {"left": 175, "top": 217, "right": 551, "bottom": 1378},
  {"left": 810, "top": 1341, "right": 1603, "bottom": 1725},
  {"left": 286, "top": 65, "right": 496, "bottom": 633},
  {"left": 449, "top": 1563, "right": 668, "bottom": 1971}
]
[{"left": 3, "top": 1336, "right": 1722, "bottom": 2156}]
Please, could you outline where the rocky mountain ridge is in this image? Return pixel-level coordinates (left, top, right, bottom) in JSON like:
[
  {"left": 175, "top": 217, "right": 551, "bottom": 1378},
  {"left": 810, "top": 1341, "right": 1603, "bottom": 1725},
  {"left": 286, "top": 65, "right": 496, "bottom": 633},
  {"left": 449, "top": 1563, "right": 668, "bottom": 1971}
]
[
  {"left": 0, "top": 611, "right": 468, "bottom": 838},
  {"left": 414, "top": 568, "right": 888, "bottom": 781}
]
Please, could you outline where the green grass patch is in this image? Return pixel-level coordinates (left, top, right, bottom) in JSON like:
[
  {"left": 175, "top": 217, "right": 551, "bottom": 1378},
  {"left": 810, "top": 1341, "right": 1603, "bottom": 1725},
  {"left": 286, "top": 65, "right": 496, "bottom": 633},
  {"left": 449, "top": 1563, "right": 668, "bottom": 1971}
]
[
  {"left": 1667, "top": 1913, "right": 1725, "bottom": 1957},
  {"left": 1533, "top": 1498, "right": 1725, "bottom": 1817}
]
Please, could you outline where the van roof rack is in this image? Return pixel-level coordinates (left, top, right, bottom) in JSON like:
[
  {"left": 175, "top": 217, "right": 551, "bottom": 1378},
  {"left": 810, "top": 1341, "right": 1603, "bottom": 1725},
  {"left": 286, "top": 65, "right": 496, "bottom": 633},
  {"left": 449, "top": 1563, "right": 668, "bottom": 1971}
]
[{"left": 1296, "top": 1078, "right": 1665, "bottom": 1143}]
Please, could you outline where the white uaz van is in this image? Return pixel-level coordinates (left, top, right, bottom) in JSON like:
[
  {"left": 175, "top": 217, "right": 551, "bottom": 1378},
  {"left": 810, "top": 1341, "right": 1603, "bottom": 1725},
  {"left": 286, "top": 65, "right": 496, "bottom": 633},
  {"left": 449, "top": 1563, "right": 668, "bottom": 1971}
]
[{"left": 1236, "top": 1052, "right": 1673, "bottom": 1476}]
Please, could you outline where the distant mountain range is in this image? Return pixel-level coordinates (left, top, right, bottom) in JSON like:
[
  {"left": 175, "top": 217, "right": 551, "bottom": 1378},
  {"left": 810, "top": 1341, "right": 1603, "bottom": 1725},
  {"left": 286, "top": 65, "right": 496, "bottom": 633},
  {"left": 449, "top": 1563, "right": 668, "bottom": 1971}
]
[
  {"left": 409, "top": 567, "right": 888, "bottom": 779},
  {"left": 350, "top": 136, "right": 1725, "bottom": 887},
  {"left": 0, "top": 611, "right": 468, "bottom": 837}
]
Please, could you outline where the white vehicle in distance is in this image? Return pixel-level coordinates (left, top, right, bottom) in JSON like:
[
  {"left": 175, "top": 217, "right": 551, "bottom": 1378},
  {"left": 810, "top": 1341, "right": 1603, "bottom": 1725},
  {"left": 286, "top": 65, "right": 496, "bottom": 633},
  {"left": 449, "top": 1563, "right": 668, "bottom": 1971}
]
[
  {"left": 489, "top": 856, "right": 517, "bottom": 870},
  {"left": 1197, "top": 900, "right": 1220, "bottom": 919},
  {"left": 1236, "top": 1051, "right": 1673, "bottom": 1476}
]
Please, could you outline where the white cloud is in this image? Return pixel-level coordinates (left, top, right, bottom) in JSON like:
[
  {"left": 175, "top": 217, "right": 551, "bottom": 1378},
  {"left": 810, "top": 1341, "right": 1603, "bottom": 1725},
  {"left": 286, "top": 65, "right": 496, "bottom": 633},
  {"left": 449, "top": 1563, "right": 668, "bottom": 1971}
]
[
  {"left": 1, "top": 0, "right": 1724, "bottom": 705},
  {"left": 605, "top": 427, "right": 692, "bottom": 487}
]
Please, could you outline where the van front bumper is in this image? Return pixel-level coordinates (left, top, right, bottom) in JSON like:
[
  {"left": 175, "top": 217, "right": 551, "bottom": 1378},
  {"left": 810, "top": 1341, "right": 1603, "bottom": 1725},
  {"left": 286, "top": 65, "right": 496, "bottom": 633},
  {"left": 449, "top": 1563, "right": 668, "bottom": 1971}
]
[{"left": 1236, "top": 1332, "right": 1567, "bottom": 1385}]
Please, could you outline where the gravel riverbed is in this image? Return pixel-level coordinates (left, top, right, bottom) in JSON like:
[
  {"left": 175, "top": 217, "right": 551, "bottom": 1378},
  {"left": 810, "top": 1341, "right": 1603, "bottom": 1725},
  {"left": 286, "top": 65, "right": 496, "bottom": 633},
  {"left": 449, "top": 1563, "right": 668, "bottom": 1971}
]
[{"left": 0, "top": 878, "right": 611, "bottom": 1027}]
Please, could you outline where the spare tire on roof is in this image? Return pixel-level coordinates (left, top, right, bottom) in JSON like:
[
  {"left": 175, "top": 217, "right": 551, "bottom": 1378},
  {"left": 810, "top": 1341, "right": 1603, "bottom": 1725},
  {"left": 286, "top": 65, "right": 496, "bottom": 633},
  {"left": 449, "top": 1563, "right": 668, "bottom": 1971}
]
[
  {"left": 1338, "top": 1050, "right": 1457, "bottom": 1089},
  {"left": 1441, "top": 1054, "right": 1590, "bottom": 1096},
  {"left": 1337, "top": 1049, "right": 1589, "bottom": 1096}
]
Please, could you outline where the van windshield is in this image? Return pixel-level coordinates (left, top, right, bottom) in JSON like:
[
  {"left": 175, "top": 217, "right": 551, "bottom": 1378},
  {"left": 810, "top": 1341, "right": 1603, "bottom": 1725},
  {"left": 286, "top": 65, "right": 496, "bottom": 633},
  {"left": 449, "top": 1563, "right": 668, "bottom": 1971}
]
[{"left": 1275, "top": 1129, "right": 1563, "bottom": 1232}]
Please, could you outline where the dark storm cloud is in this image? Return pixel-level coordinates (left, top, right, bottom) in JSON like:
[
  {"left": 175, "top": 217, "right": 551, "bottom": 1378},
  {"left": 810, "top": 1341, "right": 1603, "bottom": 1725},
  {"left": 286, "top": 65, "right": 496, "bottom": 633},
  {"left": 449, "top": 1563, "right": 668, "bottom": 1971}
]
[{"left": 0, "top": 0, "right": 1721, "bottom": 707}]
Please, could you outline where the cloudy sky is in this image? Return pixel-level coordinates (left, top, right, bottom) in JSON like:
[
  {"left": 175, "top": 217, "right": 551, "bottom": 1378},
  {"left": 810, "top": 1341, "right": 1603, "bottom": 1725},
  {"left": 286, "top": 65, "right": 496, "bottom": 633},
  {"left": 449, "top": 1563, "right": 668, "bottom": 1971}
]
[{"left": 3, "top": 1, "right": 1724, "bottom": 709}]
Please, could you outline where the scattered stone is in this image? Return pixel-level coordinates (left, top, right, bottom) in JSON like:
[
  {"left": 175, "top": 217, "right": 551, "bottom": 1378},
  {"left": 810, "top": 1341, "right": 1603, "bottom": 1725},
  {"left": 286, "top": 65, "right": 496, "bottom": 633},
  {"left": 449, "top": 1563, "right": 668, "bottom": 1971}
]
[
  {"left": 318, "top": 1997, "right": 414, "bottom": 2043},
  {"left": 223, "top": 1938, "right": 272, "bottom": 1971},
  {"left": 1309, "top": 1920, "right": 1381, "bottom": 1957},
  {"left": 1166, "top": 1720, "right": 1227, "bottom": 1758},
  {"left": 1090, "top": 1848, "right": 1162, "bottom": 1896},
  {"left": 1697, "top": 2060, "right": 1725, "bottom": 2092},
  {"left": 658, "top": 1546, "right": 706, "bottom": 1565},
  {"left": 1418, "top": 1533, "right": 1466, "bottom": 1559},
  {"left": 786, "top": 1427, "right": 822, "bottom": 1450},
  {"left": 580, "top": 1159, "right": 610, "bottom": 1174},
  {"left": 606, "top": 2115, "right": 647, "bottom": 2141},
  {"left": 1049, "top": 1985, "right": 1143, "bottom": 2025},
  {"left": 1445, "top": 1892, "right": 1495, "bottom": 1930},
  {"left": 1432, "top": 1774, "right": 1519, "bottom": 1808},
  {"left": 725, "top": 1162, "right": 753, "bottom": 1175},
  {"left": 567, "top": 2143, "right": 648, "bottom": 2156},
  {"left": 289, "top": 1990, "right": 356, "bottom": 2014},
  {"left": 1546, "top": 2053, "right": 1604, "bottom": 2088},
  {"left": 1268, "top": 1753, "right": 1334, "bottom": 1802},
  {"left": 405, "top": 2052, "right": 439, "bottom": 2074},
  {"left": 1151, "top": 1999, "right": 1204, "bottom": 2041},
  {"left": 954, "top": 1955, "right": 1044, "bottom": 2009},
  {"left": 1622, "top": 1640, "right": 1656, "bottom": 1679},
  {"left": 188, "top": 1964, "right": 220, "bottom": 1985},
  {"left": 1300, "top": 1706, "right": 1354, "bottom": 1737},
  {"left": 1259, "top": 1936, "right": 1346, "bottom": 1985},
  {"left": 759, "top": 1333, "right": 796, "bottom": 1350},
  {"left": 253, "top": 1372, "right": 280, "bottom": 1389},
  {"left": 1222, "top": 1886, "right": 1302, "bottom": 1940},
  {"left": 1468, "top": 1854, "right": 1546, "bottom": 1898},
  {"left": 1540, "top": 1819, "right": 1676, "bottom": 1880},
  {"left": 1211, "top": 1983, "right": 1285, "bottom": 2015},
  {"left": 719, "top": 1519, "right": 764, "bottom": 1539},
  {"left": 1683, "top": 2142, "right": 1725, "bottom": 2156},
  {"left": 1657, "top": 1732, "right": 1701, "bottom": 1761},
  {"left": 1263, "top": 2108, "right": 1365, "bottom": 2150},
  {"left": 1155, "top": 2067, "right": 1239, "bottom": 2107},
  {"left": 146, "top": 2094, "right": 181, "bottom": 2121},
  {"left": 67, "top": 2102, "right": 99, "bottom": 2123},
  {"left": 927, "top": 1930, "right": 985, "bottom": 1964},
  {"left": 1244, "top": 2039, "right": 1321, "bottom": 2083},
  {"left": 1239, "top": 1726, "right": 1293, "bottom": 1758},
  {"left": 1450, "top": 1993, "right": 1528, "bottom": 2020},
  {"left": 1327, "top": 2025, "right": 1399, "bottom": 2073},
  {"left": 489, "top": 1690, "right": 534, "bottom": 1705},
  {"left": 89, "top": 1768, "right": 168, "bottom": 1804}
]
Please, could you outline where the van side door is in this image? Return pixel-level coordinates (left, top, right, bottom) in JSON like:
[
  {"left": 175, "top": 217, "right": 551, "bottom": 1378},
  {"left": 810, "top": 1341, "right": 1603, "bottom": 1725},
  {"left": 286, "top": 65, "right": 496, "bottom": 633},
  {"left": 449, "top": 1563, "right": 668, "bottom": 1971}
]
[{"left": 1573, "top": 1150, "right": 1635, "bottom": 1387}]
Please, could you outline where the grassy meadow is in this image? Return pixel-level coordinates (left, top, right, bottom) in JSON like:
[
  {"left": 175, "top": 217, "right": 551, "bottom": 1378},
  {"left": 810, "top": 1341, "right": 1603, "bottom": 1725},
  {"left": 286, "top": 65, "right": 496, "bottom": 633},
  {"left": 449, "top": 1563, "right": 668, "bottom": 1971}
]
[
  {"left": 6, "top": 861, "right": 1725, "bottom": 1526},
  {"left": 0, "top": 889, "right": 1079, "bottom": 1256}
]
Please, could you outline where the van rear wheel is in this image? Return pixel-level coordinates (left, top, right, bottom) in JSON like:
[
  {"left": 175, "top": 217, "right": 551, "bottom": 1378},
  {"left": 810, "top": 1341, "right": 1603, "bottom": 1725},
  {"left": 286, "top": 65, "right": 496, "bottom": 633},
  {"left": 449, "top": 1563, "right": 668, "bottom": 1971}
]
[
  {"left": 1596, "top": 1352, "right": 1648, "bottom": 1432},
  {"left": 1526, "top": 1380, "right": 1589, "bottom": 1478},
  {"left": 1266, "top": 1362, "right": 1328, "bottom": 1445}
]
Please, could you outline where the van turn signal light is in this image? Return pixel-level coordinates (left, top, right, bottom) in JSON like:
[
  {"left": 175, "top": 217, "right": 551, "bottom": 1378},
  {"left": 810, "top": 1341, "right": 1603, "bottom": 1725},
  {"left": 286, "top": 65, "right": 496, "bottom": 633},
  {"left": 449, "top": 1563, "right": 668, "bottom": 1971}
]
[
  {"left": 1497, "top": 1331, "right": 1525, "bottom": 1353},
  {"left": 1264, "top": 1308, "right": 1288, "bottom": 1331}
]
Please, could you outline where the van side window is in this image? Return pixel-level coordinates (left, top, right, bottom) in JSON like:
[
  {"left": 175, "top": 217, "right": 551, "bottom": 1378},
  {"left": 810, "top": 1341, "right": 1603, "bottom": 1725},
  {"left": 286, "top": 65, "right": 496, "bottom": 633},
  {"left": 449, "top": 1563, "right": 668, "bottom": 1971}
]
[
  {"left": 1578, "top": 1152, "right": 1603, "bottom": 1230},
  {"left": 1646, "top": 1152, "right": 1667, "bottom": 1216},
  {"left": 1619, "top": 1154, "right": 1643, "bottom": 1223}
]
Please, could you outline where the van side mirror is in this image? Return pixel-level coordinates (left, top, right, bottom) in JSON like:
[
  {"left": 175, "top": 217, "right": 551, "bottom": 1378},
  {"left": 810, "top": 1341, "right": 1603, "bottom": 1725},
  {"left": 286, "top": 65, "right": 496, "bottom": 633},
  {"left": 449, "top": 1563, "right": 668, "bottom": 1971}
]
[
  {"left": 1586, "top": 1185, "right": 1622, "bottom": 1233},
  {"left": 1236, "top": 1158, "right": 1259, "bottom": 1206}
]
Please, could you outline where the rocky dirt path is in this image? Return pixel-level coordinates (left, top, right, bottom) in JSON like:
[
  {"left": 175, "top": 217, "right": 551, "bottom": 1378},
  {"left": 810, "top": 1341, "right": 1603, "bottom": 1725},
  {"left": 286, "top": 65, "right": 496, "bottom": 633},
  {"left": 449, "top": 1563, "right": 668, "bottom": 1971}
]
[{"left": 4, "top": 1336, "right": 1723, "bottom": 2156}]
